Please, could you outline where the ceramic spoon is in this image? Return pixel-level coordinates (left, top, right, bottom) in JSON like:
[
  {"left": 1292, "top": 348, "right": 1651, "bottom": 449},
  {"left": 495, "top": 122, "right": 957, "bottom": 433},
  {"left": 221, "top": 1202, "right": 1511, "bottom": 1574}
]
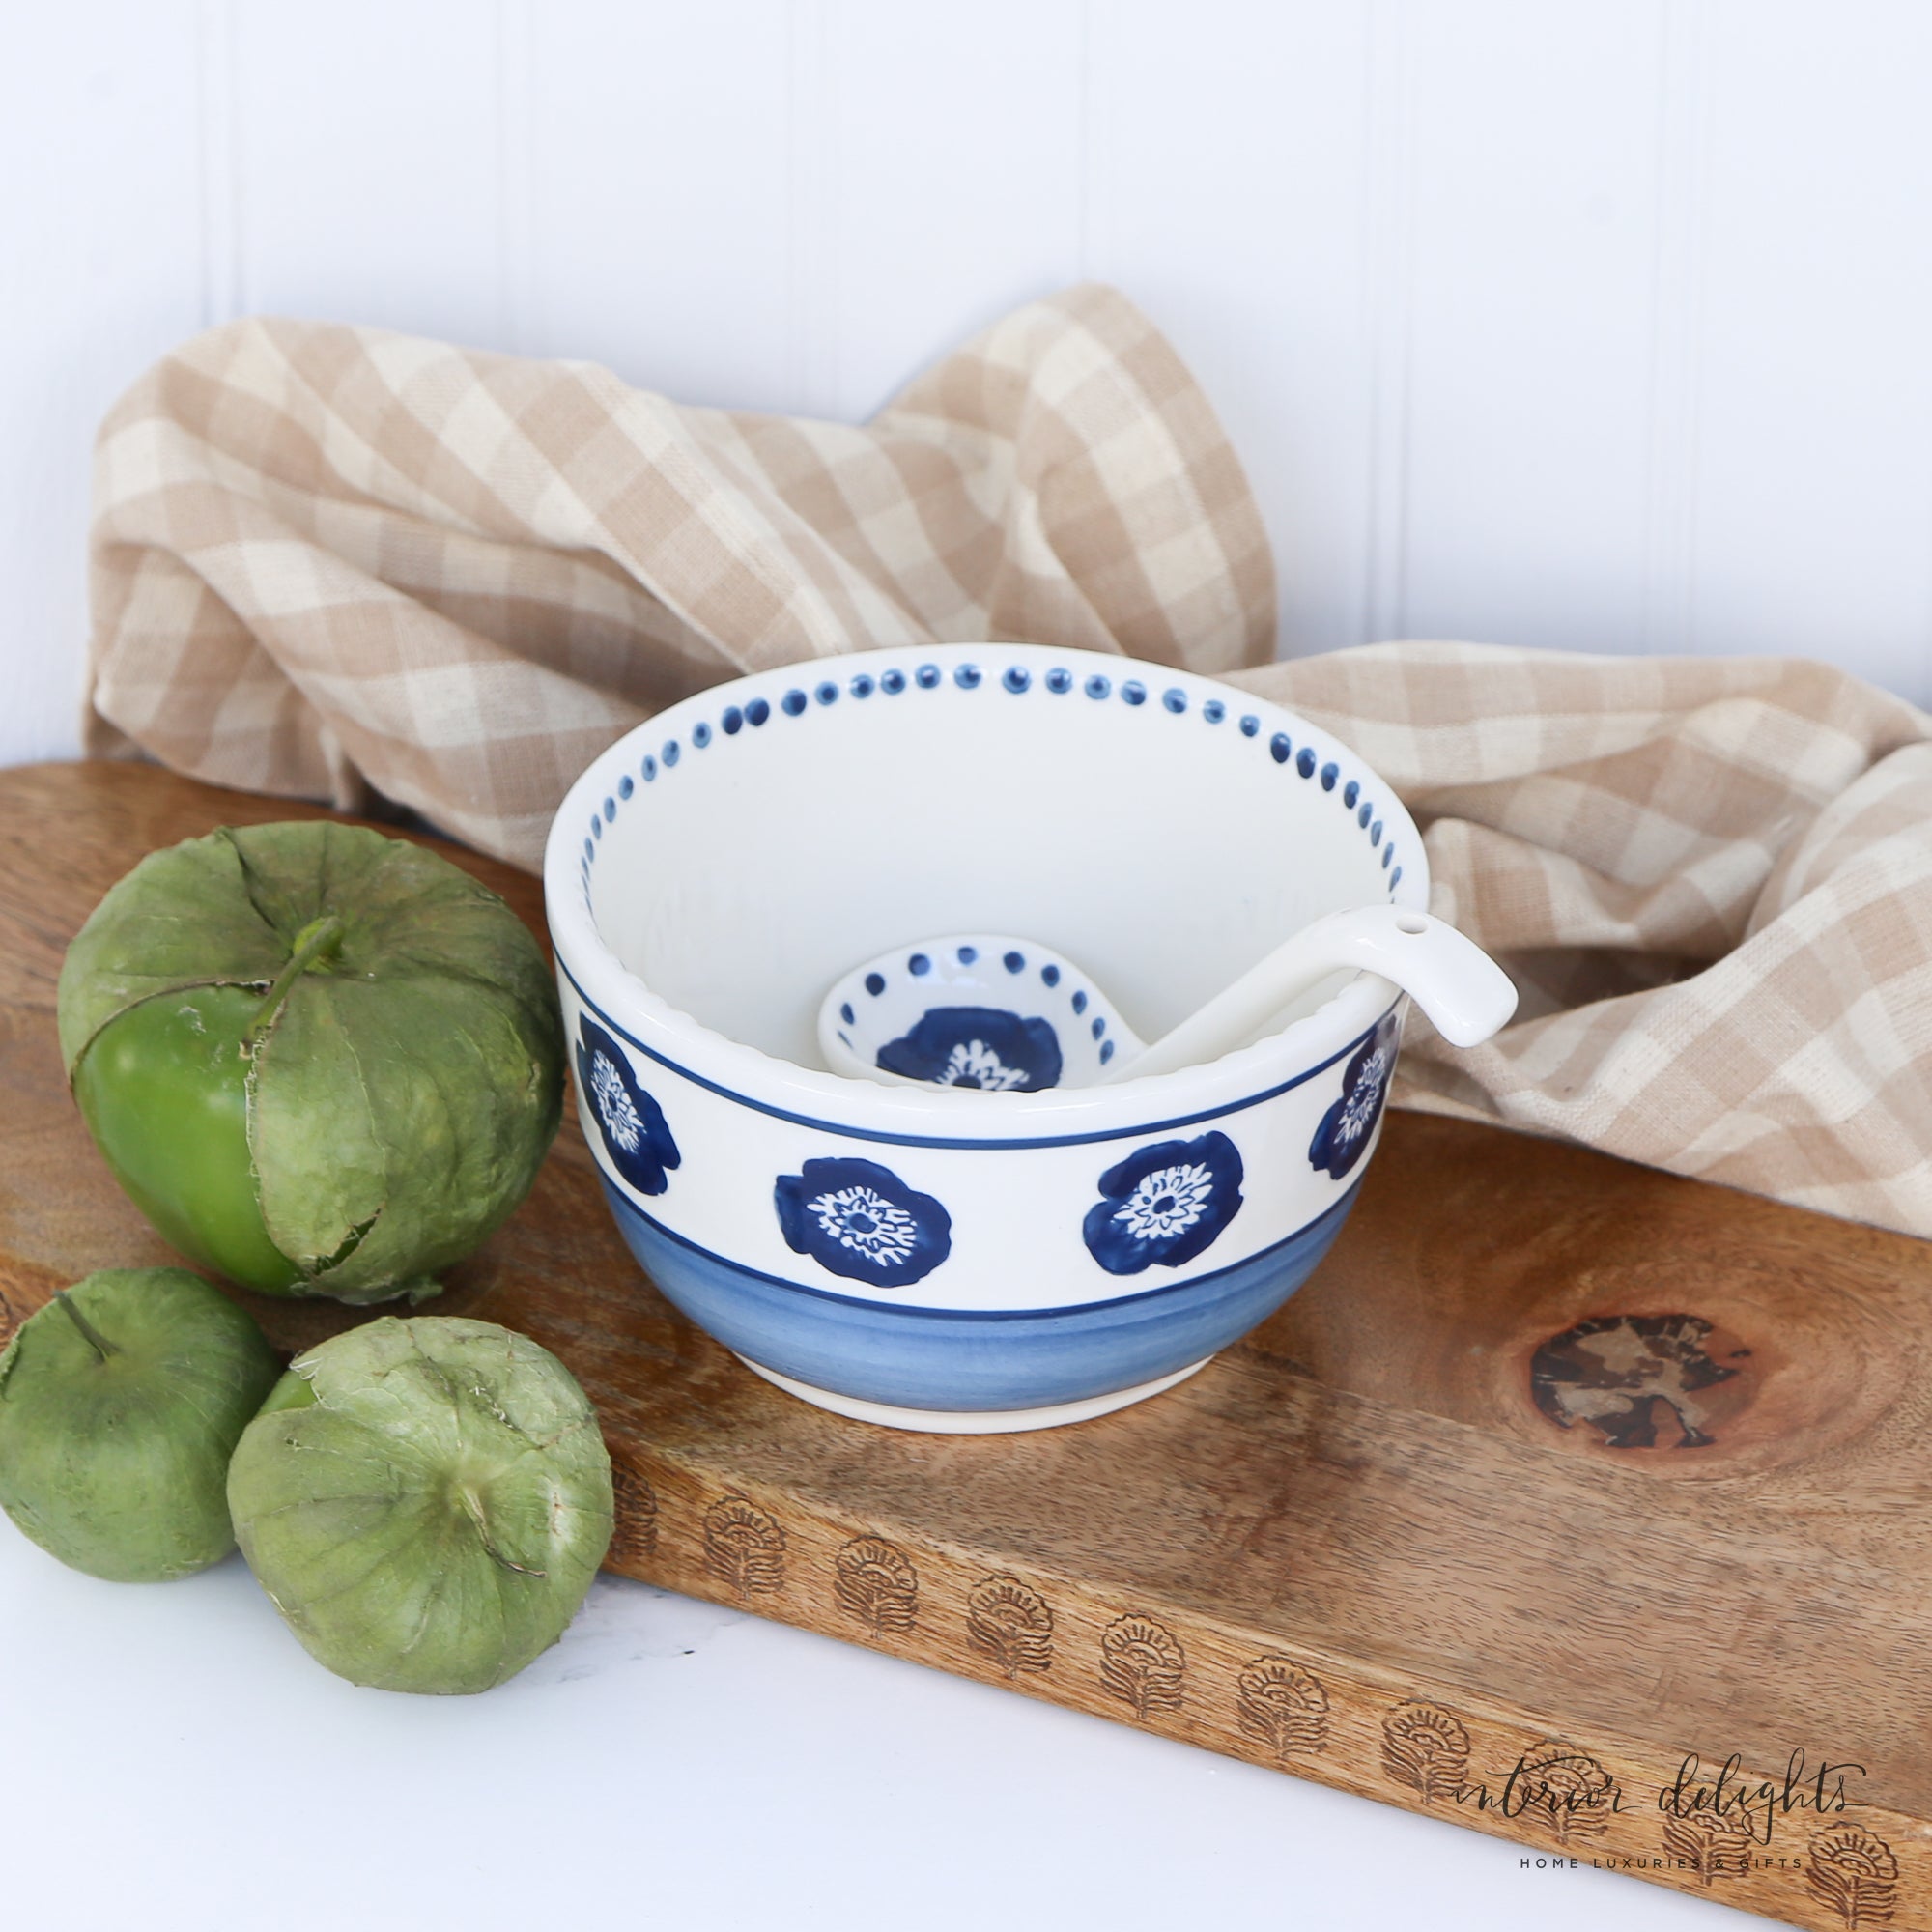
[{"left": 818, "top": 905, "right": 1517, "bottom": 1092}]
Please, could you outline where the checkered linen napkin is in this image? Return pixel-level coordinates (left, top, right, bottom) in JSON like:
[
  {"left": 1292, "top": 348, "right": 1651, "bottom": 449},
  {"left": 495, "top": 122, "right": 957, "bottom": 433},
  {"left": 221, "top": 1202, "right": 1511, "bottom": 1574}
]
[{"left": 87, "top": 286, "right": 1932, "bottom": 1237}]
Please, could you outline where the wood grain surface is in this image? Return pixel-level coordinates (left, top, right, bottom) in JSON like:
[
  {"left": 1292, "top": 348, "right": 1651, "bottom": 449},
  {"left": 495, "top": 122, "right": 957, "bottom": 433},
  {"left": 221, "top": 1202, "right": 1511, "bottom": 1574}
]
[{"left": 3, "top": 760, "right": 1926, "bottom": 1932}]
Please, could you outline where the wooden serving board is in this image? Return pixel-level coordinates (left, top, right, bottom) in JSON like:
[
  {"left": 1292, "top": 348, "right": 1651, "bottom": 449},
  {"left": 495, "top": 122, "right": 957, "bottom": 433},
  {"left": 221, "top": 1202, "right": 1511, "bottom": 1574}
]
[{"left": 3, "top": 762, "right": 1927, "bottom": 1931}]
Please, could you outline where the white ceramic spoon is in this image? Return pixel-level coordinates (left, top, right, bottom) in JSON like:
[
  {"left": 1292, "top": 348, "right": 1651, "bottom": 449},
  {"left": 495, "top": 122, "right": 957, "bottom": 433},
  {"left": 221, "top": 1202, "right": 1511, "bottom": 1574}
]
[{"left": 818, "top": 905, "right": 1517, "bottom": 1092}]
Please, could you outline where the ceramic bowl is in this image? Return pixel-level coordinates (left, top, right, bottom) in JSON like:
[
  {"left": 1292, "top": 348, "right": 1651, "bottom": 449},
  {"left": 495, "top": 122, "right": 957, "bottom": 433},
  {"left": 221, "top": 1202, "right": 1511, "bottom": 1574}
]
[{"left": 544, "top": 642, "right": 1435, "bottom": 1434}]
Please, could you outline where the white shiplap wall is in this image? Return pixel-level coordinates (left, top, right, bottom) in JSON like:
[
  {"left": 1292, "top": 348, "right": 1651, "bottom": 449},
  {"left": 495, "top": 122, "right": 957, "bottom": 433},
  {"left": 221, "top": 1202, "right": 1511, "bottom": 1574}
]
[{"left": 5, "top": 0, "right": 1931, "bottom": 770}]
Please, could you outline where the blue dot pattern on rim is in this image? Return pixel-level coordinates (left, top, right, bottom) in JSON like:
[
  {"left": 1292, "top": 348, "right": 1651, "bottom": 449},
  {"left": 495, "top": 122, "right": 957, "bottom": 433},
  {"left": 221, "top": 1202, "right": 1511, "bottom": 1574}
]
[
  {"left": 580, "top": 653, "right": 1410, "bottom": 913},
  {"left": 864, "top": 972, "right": 886, "bottom": 996},
  {"left": 1092, "top": 1017, "right": 1106, "bottom": 1039},
  {"left": 1100, "top": 1039, "right": 1116, "bottom": 1064},
  {"left": 840, "top": 1002, "right": 855, "bottom": 1024},
  {"left": 909, "top": 952, "right": 931, "bottom": 976},
  {"left": 1003, "top": 950, "right": 1025, "bottom": 973},
  {"left": 1071, "top": 990, "right": 1088, "bottom": 1014},
  {"left": 1042, "top": 964, "right": 1062, "bottom": 987},
  {"left": 957, "top": 945, "right": 978, "bottom": 964}
]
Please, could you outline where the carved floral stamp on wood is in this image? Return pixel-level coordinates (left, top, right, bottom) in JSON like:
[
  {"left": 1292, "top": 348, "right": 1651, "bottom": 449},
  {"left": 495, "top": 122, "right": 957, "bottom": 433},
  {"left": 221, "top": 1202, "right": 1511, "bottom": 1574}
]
[
  {"left": 702, "top": 1493, "right": 786, "bottom": 1599},
  {"left": 1381, "top": 1701, "right": 1472, "bottom": 1805},
  {"left": 965, "top": 1574, "right": 1054, "bottom": 1680},
  {"left": 607, "top": 1458, "right": 659, "bottom": 1568},
  {"left": 1099, "top": 1612, "right": 1185, "bottom": 1720},
  {"left": 1807, "top": 1826, "right": 1900, "bottom": 1930},
  {"left": 1662, "top": 1804, "right": 1758, "bottom": 1885},
  {"left": 835, "top": 1534, "right": 918, "bottom": 1636},
  {"left": 1236, "top": 1655, "right": 1330, "bottom": 1759},
  {"left": 1512, "top": 1739, "right": 1618, "bottom": 1844}
]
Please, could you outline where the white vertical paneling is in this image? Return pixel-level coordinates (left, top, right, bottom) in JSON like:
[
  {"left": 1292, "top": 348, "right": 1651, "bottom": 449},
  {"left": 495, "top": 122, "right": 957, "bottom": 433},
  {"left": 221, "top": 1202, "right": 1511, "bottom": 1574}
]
[
  {"left": 1089, "top": 0, "right": 1376, "bottom": 658},
  {"left": 196, "top": 0, "right": 242, "bottom": 327},
  {"left": 814, "top": 0, "right": 1087, "bottom": 422},
  {"left": 1639, "top": 0, "right": 1712, "bottom": 658},
  {"left": 1688, "top": 0, "right": 1932, "bottom": 695},
  {"left": 523, "top": 0, "right": 799, "bottom": 409},
  {"left": 1393, "top": 0, "right": 1669, "bottom": 654},
  {"left": 229, "top": 0, "right": 505, "bottom": 342},
  {"left": 0, "top": 1, "right": 204, "bottom": 766},
  {"left": 8, "top": 0, "right": 1932, "bottom": 772}
]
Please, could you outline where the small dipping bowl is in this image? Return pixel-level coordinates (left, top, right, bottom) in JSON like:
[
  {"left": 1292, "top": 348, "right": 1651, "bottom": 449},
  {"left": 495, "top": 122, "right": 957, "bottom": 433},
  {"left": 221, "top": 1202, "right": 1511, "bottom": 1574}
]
[{"left": 544, "top": 643, "right": 1435, "bottom": 1434}]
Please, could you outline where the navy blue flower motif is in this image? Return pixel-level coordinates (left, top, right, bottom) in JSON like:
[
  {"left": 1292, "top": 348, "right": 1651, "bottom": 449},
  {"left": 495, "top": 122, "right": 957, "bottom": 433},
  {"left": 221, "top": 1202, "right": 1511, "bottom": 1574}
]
[
  {"left": 1082, "top": 1131, "right": 1245, "bottom": 1276},
  {"left": 577, "top": 1016, "right": 681, "bottom": 1195},
  {"left": 1308, "top": 1013, "right": 1401, "bottom": 1180},
  {"left": 775, "top": 1156, "right": 952, "bottom": 1287},
  {"left": 876, "top": 1006, "right": 1063, "bottom": 1092}
]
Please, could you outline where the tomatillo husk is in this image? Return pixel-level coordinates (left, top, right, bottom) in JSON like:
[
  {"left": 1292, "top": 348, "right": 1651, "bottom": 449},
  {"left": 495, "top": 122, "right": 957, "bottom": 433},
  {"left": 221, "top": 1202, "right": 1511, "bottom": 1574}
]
[
  {"left": 57, "top": 821, "right": 564, "bottom": 1304},
  {"left": 227, "top": 1316, "right": 613, "bottom": 1694},
  {"left": 0, "top": 1268, "right": 281, "bottom": 1581}
]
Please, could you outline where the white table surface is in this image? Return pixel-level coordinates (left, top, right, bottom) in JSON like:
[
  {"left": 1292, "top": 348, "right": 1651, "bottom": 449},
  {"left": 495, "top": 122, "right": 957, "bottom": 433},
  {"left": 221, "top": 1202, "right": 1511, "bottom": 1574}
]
[{"left": 0, "top": 1526, "right": 1775, "bottom": 1932}]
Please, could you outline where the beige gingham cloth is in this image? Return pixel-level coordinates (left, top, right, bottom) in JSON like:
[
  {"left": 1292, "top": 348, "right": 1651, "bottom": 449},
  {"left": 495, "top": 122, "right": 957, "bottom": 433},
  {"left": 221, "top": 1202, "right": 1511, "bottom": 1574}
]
[{"left": 88, "top": 285, "right": 1932, "bottom": 1238}]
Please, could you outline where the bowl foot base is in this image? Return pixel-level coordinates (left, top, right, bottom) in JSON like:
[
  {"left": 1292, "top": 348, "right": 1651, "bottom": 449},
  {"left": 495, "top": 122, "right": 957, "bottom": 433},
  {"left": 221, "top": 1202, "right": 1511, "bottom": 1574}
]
[{"left": 730, "top": 1354, "right": 1213, "bottom": 1435}]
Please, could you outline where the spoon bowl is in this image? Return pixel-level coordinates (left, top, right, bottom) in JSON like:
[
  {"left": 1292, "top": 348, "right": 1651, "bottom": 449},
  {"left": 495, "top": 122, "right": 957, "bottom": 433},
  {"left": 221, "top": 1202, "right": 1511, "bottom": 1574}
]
[
  {"left": 819, "top": 905, "right": 1516, "bottom": 1091},
  {"left": 820, "top": 934, "right": 1148, "bottom": 1091}
]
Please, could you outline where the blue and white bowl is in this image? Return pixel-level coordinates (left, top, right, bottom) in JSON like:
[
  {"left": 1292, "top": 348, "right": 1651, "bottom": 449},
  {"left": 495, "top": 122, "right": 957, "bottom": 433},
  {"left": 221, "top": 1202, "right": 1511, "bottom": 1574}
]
[{"left": 543, "top": 643, "right": 1430, "bottom": 1434}]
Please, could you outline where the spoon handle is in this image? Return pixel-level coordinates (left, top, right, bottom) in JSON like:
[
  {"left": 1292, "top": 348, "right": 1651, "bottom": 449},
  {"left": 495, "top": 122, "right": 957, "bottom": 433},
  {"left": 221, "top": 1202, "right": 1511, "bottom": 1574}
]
[{"left": 1102, "top": 905, "right": 1518, "bottom": 1084}]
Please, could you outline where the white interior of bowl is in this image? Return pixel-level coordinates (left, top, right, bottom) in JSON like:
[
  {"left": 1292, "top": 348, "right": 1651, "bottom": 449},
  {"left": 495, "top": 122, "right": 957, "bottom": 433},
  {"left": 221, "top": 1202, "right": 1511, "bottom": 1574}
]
[{"left": 565, "top": 645, "right": 1425, "bottom": 1074}]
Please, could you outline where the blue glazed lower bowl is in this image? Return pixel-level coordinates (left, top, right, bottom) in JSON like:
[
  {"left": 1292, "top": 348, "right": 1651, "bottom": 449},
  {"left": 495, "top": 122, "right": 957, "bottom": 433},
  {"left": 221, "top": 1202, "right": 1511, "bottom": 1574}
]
[{"left": 601, "top": 1178, "right": 1360, "bottom": 1423}]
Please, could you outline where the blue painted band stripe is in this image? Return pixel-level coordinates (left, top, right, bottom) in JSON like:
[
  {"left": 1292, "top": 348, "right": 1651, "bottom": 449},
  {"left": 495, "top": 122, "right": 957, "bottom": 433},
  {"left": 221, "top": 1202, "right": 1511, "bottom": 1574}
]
[
  {"left": 560, "top": 957, "right": 1388, "bottom": 1151},
  {"left": 601, "top": 1176, "right": 1363, "bottom": 1321}
]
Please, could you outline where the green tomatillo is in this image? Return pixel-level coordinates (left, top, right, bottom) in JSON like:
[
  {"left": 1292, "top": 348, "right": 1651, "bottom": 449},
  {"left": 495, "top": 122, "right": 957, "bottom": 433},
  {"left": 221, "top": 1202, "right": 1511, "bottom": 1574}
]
[
  {"left": 58, "top": 822, "right": 564, "bottom": 1305},
  {"left": 0, "top": 1267, "right": 282, "bottom": 1581},
  {"left": 227, "top": 1316, "right": 614, "bottom": 1694}
]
